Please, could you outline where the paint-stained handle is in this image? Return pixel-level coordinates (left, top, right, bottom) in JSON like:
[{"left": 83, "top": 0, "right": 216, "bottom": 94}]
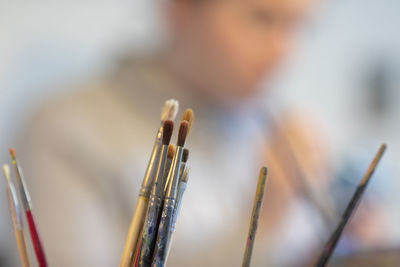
[
  {"left": 151, "top": 199, "right": 175, "bottom": 267},
  {"left": 242, "top": 167, "right": 268, "bottom": 267},
  {"left": 138, "top": 195, "right": 163, "bottom": 267}
]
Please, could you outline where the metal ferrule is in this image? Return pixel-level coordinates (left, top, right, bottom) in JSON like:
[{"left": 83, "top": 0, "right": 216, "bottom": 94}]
[
  {"left": 14, "top": 162, "right": 32, "bottom": 211},
  {"left": 140, "top": 125, "right": 163, "bottom": 197},
  {"left": 165, "top": 146, "right": 184, "bottom": 199},
  {"left": 171, "top": 180, "right": 187, "bottom": 233},
  {"left": 162, "top": 158, "right": 173, "bottom": 193},
  {"left": 150, "top": 144, "right": 169, "bottom": 198},
  {"left": 178, "top": 163, "right": 186, "bottom": 183},
  {"left": 7, "top": 184, "right": 23, "bottom": 229}
]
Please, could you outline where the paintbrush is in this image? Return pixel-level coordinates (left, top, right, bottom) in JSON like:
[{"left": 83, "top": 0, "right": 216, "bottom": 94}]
[
  {"left": 120, "top": 99, "right": 178, "bottom": 267},
  {"left": 138, "top": 120, "right": 174, "bottom": 267},
  {"left": 315, "top": 144, "right": 387, "bottom": 267},
  {"left": 3, "top": 164, "right": 31, "bottom": 267},
  {"left": 242, "top": 166, "right": 268, "bottom": 267},
  {"left": 169, "top": 149, "right": 189, "bottom": 238},
  {"left": 152, "top": 121, "right": 189, "bottom": 267},
  {"left": 165, "top": 165, "right": 190, "bottom": 262},
  {"left": 10, "top": 148, "right": 47, "bottom": 267}
]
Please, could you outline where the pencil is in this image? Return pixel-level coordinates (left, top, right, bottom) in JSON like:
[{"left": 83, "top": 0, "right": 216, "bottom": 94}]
[
  {"left": 3, "top": 164, "right": 31, "bottom": 267},
  {"left": 315, "top": 144, "right": 387, "bottom": 267},
  {"left": 242, "top": 166, "right": 268, "bottom": 267}
]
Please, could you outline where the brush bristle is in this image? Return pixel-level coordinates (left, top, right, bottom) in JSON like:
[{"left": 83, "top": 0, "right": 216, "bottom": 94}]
[
  {"left": 182, "top": 109, "right": 194, "bottom": 134},
  {"left": 182, "top": 167, "right": 190, "bottom": 183},
  {"left": 177, "top": 121, "right": 189, "bottom": 147},
  {"left": 167, "top": 144, "right": 176, "bottom": 159},
  {"left": 9, "top": 148, "right": 16, "bottom": 159},
  {"left": 161, "top": 99, "right": 179, "bottom": 122},
  {"left": 162, "top": 120, "right": 174, "bottom": 145},
  {"left": 2, "top": 164, "right": 10, "bottom": 180},
  {"left": 182, "top": 148, "right": 189, "bottom": 163}
]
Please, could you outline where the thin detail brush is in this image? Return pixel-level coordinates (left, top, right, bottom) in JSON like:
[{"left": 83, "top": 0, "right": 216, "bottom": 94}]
[
  {"left": 242, "top": 167, "right": 268, "bottom": 267},
  {"left": 10, "top": 148, "right": 47, "bottom": 267},
  {"left": 165, "top": 166, "right": 190, "bottom": 262},
  {"left": 3, "top": 164, "right": 31, "bottom": 267},
  {"left": 315, "top": 144, "right": 387, "bottom": 267}
]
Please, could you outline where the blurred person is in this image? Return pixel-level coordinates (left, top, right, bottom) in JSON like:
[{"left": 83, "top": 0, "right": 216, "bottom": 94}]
[{"left": 10, "top": 0, "right": 370, "bottom": 266}]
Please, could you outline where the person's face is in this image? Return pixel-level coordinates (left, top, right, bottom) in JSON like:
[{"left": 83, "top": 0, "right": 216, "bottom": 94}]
[{"left": 167, "top": 0, "right": 313, "bottom": 106}]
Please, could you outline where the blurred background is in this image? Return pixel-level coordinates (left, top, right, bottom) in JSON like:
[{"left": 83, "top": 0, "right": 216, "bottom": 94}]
[{"left": 1, "top": 0, "right": 399, "bottom": 266}]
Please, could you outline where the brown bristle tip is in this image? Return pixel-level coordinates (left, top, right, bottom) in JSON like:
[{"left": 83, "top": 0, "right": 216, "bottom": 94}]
[
  {"left": 162, "top": 120, "right": 174, "bottom": 145},
  {"left": 177, "top": 120, "right": 189, "bottom": 147},
  {"left": 167, "top": 144, "right": 176, "bottom": 159},
  {"left": 182, "top": 148, "right": 189, "bottom": 163},
  {"left": 182, "top": 109, "right": 194, "bottom": 123},
  {"left": 9, "top": 148, "right": 16, "bottom": 159}
]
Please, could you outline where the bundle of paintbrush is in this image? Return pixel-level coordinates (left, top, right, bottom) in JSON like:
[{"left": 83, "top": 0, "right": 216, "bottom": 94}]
[
  {"left": 120, "top": 99, "right": 194, "bottom": 267},
  {"left": 2, "top": 149, "right": 48, "bottom": 267}
]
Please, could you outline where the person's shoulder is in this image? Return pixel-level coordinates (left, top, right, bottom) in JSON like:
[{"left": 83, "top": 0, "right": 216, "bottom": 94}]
[{"left": 21, "top": 80, "right": 123, "bottom": 147}]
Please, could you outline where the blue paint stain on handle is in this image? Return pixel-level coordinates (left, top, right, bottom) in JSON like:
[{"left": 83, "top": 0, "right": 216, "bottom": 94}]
[{"left": 152, "top": 200, "right": 175, "bottom": 267}]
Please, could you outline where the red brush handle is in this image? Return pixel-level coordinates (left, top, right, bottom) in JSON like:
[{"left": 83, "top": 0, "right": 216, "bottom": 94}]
[
  {"left": 134, "top": 239, "right": 142, "bottom": 267},
  {"left": 26, "top": 210, "right": 48, "bottom": 267}
]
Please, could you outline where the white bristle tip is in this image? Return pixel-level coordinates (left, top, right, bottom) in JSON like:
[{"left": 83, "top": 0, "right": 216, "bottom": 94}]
[{"left": 161, "top": 99, "right": 179, "bottom": 121}]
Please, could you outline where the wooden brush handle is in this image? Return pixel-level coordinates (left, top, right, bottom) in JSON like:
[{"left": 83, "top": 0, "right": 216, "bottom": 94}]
[
  {"left": 242, "top": 167, "right": 268, "bottom": 267},
  {"left": 14, "top": 227, "right": 31, "bottom": 267},
  {"left": 120, "top": 196, "right": 149, "bottom": 267},
  {"left": 26, "top": 210, "right": 47, "bottom": 267}
]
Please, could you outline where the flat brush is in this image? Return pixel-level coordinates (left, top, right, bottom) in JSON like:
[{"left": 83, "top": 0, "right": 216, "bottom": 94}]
[
  {"left": 3, "top": 164, "right": 31, "bottom": 267},
  {"left": 315, "top": 144, "right": 387, "bottom": 267},
  {"left": 120, "top": 99, "right": 178, "bottom": 267},
  {"left": 242, "top": 167, "right": 268, "bottom": 267},
  {"left": 152, "top": 121, "right": 189, "bottom": 267},
  {"left": 138, "top": 120, "right": 174, "bottom": 267},
  {"left": 10, "top": 148, "right": 47, "bottom": 267}
]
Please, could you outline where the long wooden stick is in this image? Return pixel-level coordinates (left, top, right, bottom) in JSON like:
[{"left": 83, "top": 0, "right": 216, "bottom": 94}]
[
  {"left": 242, "top": 166, "right": 268, "bottom": 267},
  {"left": 3, "top": 164, "right": 31, "bottom": 267},
  {"left": 315, "top": 144, "right": 386, "bottom": 267}
]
